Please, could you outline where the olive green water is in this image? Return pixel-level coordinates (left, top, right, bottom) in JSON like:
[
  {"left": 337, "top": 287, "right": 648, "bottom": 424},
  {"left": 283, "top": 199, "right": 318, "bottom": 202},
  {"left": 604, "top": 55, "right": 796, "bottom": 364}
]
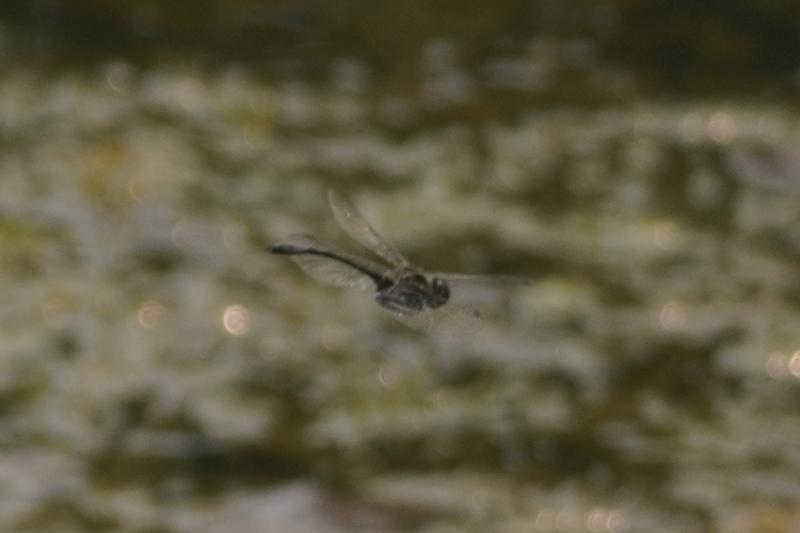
[{"left": 2, "top": 2, "right": 800, "bottom": 532}]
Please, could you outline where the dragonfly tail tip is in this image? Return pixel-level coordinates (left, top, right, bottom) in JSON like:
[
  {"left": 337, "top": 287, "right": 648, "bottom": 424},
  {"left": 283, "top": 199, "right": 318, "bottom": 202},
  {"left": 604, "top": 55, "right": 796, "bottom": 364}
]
[{"left": 268, "top": 243, "right": 291, "bottom": 254}]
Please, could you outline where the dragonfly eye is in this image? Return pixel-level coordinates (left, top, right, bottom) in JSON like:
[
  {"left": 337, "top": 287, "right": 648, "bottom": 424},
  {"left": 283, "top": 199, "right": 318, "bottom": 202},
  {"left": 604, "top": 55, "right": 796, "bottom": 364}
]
[{"left": 431, "top": 277, "right": 450, "bottom": 302}]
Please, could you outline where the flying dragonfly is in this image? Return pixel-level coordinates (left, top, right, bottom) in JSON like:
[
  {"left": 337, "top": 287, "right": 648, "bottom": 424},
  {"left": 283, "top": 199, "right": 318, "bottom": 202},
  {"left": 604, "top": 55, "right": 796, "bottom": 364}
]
[{"left": 269, "top": 190, "right": 529, "bottom": 334}]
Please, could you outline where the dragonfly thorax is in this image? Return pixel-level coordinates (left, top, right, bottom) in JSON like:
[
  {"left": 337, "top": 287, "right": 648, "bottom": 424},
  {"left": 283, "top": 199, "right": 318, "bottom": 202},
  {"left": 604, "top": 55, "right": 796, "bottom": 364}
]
[{"left": 375, "top": 270, "right": 450, "bottom": 315}]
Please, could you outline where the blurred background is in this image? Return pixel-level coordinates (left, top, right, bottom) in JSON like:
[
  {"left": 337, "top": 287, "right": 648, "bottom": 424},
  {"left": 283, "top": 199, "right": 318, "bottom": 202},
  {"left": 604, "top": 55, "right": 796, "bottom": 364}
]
[{"left": 2, "top": 1, "right": 800, "bottom": 531}]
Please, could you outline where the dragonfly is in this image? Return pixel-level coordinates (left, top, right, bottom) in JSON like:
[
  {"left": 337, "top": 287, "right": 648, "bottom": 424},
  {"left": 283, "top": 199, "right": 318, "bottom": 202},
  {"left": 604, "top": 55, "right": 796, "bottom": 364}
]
[{"left": 269, "top": 190, "right": 529, "bottom": 334}]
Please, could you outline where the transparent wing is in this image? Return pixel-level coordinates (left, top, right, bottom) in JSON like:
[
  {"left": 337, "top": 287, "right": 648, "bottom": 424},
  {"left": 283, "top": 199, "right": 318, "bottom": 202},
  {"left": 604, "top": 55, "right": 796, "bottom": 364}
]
[
  {"left": 431, "top": 273, "right": 532, "bottom": 314},
  {"left": 429, "top": 273, "right": 534, "bottom": 286},
  {"left": 271, "top": 234, "right": 380, "bottom": 291},
  {"left": 388, "top": 304, "right": 484, "bottom": 338},
  {"left": 327, "top": 189, "right": 410, "bottom": 268}
]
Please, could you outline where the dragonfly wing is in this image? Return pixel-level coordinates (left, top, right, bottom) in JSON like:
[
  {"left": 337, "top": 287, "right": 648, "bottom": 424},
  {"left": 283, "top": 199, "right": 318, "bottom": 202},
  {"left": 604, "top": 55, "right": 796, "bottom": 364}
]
[
  {"left": 390, "top": 309, "right": 433, "bottom": 333},
  {"left": 389, "top": 304, "right": 484, "bottom": 338},
  {"left": 271, "top": 234, "right": 379, "bottom": 290},
  {"left": 429, "top": 273, "right": 534, "bottom": 286},
  {"left": 427, "top": 272, "right": 533, "bottom": 314},
  {"left": 286, "top": 255, "right": 376, "bottom": 290},
  {"left": 328, "top": 189, "right": 410, "bottom": 268}
]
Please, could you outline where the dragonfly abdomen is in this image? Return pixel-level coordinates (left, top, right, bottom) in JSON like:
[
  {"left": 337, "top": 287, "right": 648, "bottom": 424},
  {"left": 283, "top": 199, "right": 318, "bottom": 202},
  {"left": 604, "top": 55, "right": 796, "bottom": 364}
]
[{"left": 269, "top": 242, "right": 392, "bottom": 290}]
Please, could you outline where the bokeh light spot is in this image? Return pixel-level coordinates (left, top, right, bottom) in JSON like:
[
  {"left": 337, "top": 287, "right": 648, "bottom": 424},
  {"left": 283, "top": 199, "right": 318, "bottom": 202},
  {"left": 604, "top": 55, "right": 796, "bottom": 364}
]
[
  {"left": 137, "top": 300, "right": 165, "bottom": 329},
  {"left": 223, "top": 304, "right": 251, "bottom": 336},
  {"left": 708, "top": 112, "right": 735, "bottom": 144},
  {"left": 378, "top": 363, "right": 400, "bottom": 389},
  {"left": 587, "top": 508, "right": 610, "bottom": 532},
  {"left": 659, "top": 301, "right": 686, "bottom": 330},
  {"left": 766, "top": 352, "right": 789, "bottom": 380},
  {"left": 787, "top": 351, "right": 800, "bottom": 379},
  {"left": 607, "top": 509, "right": 626, "bottom": 532},
  {"left": 105, "top": 62, "right": 134, "bottom": 93}
]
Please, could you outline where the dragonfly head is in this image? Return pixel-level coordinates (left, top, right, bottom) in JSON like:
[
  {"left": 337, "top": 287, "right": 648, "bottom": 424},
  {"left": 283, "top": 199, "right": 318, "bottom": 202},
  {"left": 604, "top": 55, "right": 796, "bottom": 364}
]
[{"left": 430, "top": 277, "right": 450, "bottom": 308}]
